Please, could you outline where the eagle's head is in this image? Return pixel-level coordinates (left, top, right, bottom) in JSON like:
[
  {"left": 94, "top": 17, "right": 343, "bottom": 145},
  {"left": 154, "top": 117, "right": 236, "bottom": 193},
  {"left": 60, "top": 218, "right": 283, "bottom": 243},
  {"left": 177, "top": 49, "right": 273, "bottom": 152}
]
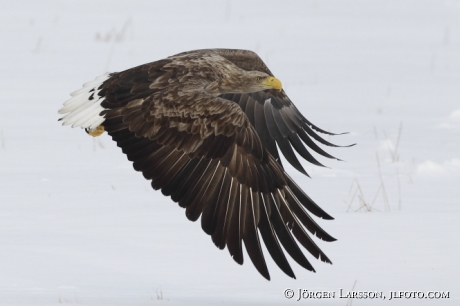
[
  {"left": 217, "top": 70, "right": 282, "bottom": 94},
  {"left": 198, "top": 56, "right": 283, "bottom": 95}
]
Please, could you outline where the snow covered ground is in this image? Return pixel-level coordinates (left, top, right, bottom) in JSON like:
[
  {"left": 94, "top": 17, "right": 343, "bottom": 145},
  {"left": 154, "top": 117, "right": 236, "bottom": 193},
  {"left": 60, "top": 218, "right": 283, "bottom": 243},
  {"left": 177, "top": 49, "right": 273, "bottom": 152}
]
[{"left": 0, "top": 0, "right": 459, "bottom": 305}]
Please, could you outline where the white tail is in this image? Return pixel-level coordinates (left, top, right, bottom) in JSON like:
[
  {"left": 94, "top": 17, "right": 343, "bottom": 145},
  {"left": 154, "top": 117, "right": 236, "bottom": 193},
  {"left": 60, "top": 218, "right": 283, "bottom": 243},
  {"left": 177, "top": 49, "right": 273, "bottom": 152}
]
[{"left": 58, "top": 73, "right": 111, "bottom": 130}]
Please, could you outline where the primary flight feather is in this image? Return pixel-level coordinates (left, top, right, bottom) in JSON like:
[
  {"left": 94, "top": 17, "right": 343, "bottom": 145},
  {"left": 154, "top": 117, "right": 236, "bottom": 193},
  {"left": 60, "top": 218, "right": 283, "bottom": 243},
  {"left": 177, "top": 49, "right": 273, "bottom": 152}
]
[{"left": 58, "top": 48, "right": 349, "bottom": 280}]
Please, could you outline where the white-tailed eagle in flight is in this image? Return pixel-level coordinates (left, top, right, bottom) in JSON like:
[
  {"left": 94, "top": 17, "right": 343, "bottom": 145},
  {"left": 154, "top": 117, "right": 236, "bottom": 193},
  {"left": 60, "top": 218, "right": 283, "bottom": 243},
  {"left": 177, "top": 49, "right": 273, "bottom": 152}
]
[{"left": 58, "top": 49, "right": 350, "bottom": 280}]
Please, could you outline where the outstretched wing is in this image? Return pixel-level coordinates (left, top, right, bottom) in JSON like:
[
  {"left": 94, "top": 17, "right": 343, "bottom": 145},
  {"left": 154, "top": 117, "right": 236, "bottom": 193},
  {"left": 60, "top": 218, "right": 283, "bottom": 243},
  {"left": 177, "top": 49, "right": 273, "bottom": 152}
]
[
  {"left": 180, "top": 49, "right": 352, "bottom": 177},
  {"left": 90, "top": 59, "right": 335, "bottom": 279}
]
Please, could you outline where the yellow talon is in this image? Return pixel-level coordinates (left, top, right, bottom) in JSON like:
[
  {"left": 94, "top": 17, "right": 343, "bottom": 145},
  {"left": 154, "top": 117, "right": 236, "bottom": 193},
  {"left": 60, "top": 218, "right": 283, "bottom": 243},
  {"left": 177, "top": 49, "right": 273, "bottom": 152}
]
[{"left": 88, "top": 125, "right": 105, "bottom": 137}]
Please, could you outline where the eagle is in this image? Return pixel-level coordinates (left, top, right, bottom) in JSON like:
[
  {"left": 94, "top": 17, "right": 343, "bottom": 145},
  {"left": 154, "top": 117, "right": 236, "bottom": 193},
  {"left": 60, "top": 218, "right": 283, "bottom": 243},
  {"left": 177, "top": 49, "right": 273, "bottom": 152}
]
[{"left": 58, "top": 49, "right": 349, "bottom": 280}]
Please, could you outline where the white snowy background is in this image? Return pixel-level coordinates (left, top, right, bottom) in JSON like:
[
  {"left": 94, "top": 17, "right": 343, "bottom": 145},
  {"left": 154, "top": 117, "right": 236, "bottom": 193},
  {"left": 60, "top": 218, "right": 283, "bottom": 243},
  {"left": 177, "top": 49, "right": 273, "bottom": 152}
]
[{"left": 0, "top": 0, "right": 459, "bottom": 305}]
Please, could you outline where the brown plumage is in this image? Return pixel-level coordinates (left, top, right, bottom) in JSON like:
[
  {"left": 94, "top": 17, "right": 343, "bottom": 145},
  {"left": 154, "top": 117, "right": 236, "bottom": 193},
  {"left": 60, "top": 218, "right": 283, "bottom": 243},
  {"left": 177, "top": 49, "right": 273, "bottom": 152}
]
[{"left": 58, "top": 49, "right": 351, "bottom": 280}]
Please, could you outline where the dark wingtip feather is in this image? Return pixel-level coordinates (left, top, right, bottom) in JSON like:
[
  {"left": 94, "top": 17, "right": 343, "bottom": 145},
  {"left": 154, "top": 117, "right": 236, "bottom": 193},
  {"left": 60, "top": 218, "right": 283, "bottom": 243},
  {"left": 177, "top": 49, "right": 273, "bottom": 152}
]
[
  {"left": 288, "top": 133, "right": 327, "bottom": 168},
  {"left": 276, "top": 137, "right": 309, "bottom": 176},
  {"left": 284, "top": 174, "right": 334, "bottom": 220},
  {"left": 269, "top": 194, "right": 316, "bottom": 272},
  {"left": 302, "top": 115, "right": 349, "bottom": 136},
  {"left": 329, "top": 131, "right": 351, "bottom": 136},
  {"left": 258, "top": 199, "right": 296, "bottom": 278}
]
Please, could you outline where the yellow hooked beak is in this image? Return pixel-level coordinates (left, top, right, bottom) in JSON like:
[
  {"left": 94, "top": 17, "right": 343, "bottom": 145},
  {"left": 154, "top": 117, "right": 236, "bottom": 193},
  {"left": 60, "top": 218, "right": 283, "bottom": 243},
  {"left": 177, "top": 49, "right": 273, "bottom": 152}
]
[{"left": 260, "top": 76, "right": 282, "bottom": 91}]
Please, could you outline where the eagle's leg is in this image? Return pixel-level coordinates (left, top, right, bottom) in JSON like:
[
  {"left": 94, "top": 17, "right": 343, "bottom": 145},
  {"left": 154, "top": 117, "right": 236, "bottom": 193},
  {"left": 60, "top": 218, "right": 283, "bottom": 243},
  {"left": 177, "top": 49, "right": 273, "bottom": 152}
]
[{"left": 86, "top": 125, "right": 105, "bottom": 137}]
